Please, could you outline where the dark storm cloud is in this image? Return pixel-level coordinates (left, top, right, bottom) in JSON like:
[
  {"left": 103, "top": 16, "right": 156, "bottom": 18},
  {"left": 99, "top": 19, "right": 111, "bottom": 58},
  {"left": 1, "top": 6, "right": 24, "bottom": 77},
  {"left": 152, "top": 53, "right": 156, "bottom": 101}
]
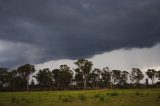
[{"left": 0, "top": 0, "right": 160, "bottom": 67}]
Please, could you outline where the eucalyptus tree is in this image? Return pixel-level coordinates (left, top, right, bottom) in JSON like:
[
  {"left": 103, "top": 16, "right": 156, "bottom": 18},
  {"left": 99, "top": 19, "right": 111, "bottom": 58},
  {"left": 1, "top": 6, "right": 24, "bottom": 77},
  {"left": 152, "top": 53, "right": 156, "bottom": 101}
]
[
  {"left": 74, "top": 59, "right": 93, "bottom": 89},
  {"left": 17, "top": 64, "right": 35, "bottom": 91},
  {"left": 111, "top": 70, "right": 121, "bottom": 85},
  {"left": 130, "top": 68, "right": 144, "bottom": 85},
  {"left": 146, "top": 69, "right": 157, "bottom": 85},
  {"left": 120, "top": 71, "right": 129, "bottom": 86},
  {"left": 8, "top": 70, "right": 17, "bottom": 91},
  {"left": 59, "top": 65, "right": 73, "bottom": 90},
  {"left": 157, "top": 70, "right": 160, "bottom": 81},
  {"left": 101, "top": 67, "right": 111, "bottom": 88},
  {"left": 74, "top": 68, "right": 83, "bottom": 89},
  {"left": 52, "top": 69, "right": 61, "bottom": 90},
  {"left": 0, "top": 68, "right": 8, "bottom": 88},
  {"left": 34, "top": 68, "right": 53, "bottom": 90},
  {"left": 89, "top": 68, "right": 101, "bottom": 88}
]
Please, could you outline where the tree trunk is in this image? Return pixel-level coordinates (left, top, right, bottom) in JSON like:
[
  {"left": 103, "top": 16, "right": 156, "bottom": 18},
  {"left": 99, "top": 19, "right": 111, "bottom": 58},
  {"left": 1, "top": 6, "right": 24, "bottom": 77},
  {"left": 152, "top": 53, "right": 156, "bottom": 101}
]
[
  {"left": 152, "top": 78, "right": 154, "bottom": 85},
  {"left": 13, "top": 78, "right": 15, "bottom": 92},
  {"left": 92, "top": 78, "right": 95, "bottom": 89},
  {"left": 26, "top": 81, "right": 29, "bottom": 91},
  {"left": 84, "top": 77, "right": 87, "bottom": 90},
  {"left": 96, "top": 79, "right": 98, "bottom": 88},
  {"left": 26, "top": 77, "right": 29, "bottom": 91}
]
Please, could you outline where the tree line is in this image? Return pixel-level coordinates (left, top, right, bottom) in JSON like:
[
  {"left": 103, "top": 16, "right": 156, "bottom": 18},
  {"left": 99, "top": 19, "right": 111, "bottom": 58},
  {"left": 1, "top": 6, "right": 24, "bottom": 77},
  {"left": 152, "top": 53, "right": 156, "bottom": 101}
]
[{"left": 0, "top": 59, "right": 160, "bottom": 91}]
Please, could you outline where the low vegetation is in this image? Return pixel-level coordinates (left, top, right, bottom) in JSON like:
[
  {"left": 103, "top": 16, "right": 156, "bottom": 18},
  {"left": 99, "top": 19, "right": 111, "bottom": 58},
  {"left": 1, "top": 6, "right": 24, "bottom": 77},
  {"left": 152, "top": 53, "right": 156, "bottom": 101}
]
[{"left": 0, "top": 88, "right": 160, "bottom": 106}]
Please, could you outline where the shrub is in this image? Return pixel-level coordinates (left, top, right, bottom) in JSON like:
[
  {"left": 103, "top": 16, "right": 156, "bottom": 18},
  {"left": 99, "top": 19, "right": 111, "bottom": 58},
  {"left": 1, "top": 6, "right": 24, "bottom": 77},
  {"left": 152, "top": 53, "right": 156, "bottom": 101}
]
[
  {"left": 21, "top": 97, "right": 31, "bottom": 103},
  {"left": 11, "top": 97, "right": 20, "bottom": 104},
  {"left": 99, "top": 96, "right": 104, "bottom": 102},
  {"left": 135, "top": 92, "right": 140, "bottom": 96},
  {"left": 62, "top": 95, "right": 73, "bottom": 102},
  {"left": 62, "top": 97, "right": 71, "bottom": 102},
  {"left": 109, "top": 92, "right": 119, "bottom": 96},
  {"left": 106, "top": 93, "right": 110, "bottom": 95},
  {"left": 21, "top": 97, "right": 26, "bottom": 101},
  {"left": 135, "top": 92, "right": 143, "bottom": 96},
  {"left": 68, "top": 95, "right": 74, "bottom": 99},
  {"left": 79, "top": 94, "right": 86, "bottom": 101},
  {"left": 11, "top": 97, "right": 16, "bottom": 103},
  {"left": 94, "top": 94, "right": 100, "bottom": 98}
]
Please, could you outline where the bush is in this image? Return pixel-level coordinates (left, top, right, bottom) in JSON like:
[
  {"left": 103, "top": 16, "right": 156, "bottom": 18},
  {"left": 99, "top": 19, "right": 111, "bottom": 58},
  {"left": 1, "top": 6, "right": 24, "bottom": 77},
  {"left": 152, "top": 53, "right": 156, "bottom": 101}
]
[
  {"left": 135, "top": 92, "right": 143, "bottom": 96},
  {"left": 21, "top": 97, "right": 31, "bottom": 103},
  {"left": 94, "top": 94, "right": 100, "bottom": 98},
  {"left": 79, "top": 94, "right": 86, "bottom": 101},
  {"left": 11, "top": 97, "right": 20, "bottom": 104},
  {"left": 21, "top": 97, "right": 26, "bottom": 101},
  {"left": 109, "top": 92, "right": 119, "bottom": 96},
  {"left": 106, "top": 93, "right": 110, "bottom": 95},
  {"left": 135, "top": 92, "right": 140, "bottom": 96},
  {"left": 99, "top": 96, "right": 104, "bottom": 102},
  {"left": 68, "top": 95, "right": 74, "bottom": 99},
  {"left": 11, "top": 97, "right": 16, "bottom": 103},
  {"left": 62, "top": 95, "right": 73, "bottom": 102},
  {"left": 62, "top": 97, "right": 71, "bottom": 102}
]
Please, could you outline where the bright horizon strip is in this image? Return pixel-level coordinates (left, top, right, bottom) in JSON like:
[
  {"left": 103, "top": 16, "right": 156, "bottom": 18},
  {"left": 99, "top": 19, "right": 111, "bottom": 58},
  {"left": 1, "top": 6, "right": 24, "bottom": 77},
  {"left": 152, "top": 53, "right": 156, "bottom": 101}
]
[{"left": 33, "top": 43, "right": 160, "bottom": 84}]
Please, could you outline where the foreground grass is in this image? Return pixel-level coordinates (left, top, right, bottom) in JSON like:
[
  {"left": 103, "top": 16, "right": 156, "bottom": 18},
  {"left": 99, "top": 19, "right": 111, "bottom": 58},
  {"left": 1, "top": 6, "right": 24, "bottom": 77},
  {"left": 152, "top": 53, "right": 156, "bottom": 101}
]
[{"left": 0, "top": 88, "right": 160, "bottom": 106}]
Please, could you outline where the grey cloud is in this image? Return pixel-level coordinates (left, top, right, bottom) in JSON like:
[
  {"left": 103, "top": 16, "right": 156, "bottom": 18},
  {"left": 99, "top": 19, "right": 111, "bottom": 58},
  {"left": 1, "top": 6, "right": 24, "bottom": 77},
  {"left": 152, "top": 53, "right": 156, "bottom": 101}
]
[
  {"left": 0, "top": 40, "right": 45, "bottom": 67},
  {"left": 0, "top": 0, "right": 160, "bottom": 67}
]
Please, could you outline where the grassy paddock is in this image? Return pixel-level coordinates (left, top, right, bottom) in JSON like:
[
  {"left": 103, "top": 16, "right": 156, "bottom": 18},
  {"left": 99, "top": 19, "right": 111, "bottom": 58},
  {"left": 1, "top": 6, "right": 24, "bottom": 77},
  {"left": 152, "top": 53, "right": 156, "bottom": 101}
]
[{"left": 0, "top": 88, "right": 160, "bottom": 106}]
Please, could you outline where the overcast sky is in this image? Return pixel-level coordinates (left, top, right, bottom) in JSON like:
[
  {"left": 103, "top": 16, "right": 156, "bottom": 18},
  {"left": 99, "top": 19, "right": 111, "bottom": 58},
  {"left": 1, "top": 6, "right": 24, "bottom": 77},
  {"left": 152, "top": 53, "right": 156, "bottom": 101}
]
[{"left": 0, "top": 0, "right": 160, "bottom": 73}]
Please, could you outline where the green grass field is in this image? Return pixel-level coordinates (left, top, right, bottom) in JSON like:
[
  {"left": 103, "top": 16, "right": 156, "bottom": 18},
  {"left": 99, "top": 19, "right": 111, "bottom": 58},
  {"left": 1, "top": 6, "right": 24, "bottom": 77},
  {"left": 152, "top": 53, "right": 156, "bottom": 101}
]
[{"left": 0, "top": 88, "right": 160, "bottom": 106}]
